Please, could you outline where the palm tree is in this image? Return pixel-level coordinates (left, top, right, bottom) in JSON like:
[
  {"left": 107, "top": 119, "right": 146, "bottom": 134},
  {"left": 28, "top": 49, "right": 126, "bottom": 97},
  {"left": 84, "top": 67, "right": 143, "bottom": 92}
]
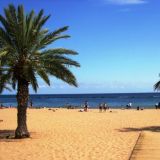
[
  {"left": 0, "top": 4, "right": 80, "bottom": 138},
  {"left": 154, "top": 74, "right": 160, "bottom": 91}
]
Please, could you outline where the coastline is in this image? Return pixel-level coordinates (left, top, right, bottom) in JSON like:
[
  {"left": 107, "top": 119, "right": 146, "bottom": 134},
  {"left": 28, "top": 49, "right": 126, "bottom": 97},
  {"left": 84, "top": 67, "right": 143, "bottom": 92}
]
[
  {"left": 1, "top": 93, "right": 160, "bottom": 108},
  {"left": 1, "top": 108, "right": 160, "bottom": 160}
]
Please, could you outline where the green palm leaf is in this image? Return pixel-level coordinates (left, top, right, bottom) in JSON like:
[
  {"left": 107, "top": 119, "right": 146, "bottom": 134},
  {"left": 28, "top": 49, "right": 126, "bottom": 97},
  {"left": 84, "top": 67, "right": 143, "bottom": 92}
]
[
  {"left": 0, "top": 4, "right": 80, "bottom": 94},
  {"left": 154, "top": 81, "right": 160, "bottom": 91},
  {"left": 0, "top": 4, "right": 80, "bottom": 139}
]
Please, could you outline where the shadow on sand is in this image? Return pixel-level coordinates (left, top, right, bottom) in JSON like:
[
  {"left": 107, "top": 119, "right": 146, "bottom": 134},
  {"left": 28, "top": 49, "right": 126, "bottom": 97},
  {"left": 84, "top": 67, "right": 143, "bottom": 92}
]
[
  {"left": 0, "top": 130, "right": 37, "bottom": 142},
  {"left": 0, "top": 130, "right": 17, "bottom": 142},
  {"left": 118, "top": 126, "right": 160, "bottom": 133}
]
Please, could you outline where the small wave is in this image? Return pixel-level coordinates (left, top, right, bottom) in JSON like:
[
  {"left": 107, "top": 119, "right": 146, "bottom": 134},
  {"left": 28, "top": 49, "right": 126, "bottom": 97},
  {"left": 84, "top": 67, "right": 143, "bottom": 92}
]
[
  {"left": 153, "top": 96, "right": 160, "bottom": 98},
  {"left": 118, "top": 96, "right": 129, "bottom": 99}
]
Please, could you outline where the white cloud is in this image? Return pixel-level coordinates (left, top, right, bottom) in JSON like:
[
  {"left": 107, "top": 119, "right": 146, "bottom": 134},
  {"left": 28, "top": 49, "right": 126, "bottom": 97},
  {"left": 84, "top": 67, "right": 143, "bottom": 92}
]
[
  {"left": 39, "top": 85, "right": 48, "bottom": 88},
  {"left": 106, "top": 0, "right": 147, "bottom": 5}
]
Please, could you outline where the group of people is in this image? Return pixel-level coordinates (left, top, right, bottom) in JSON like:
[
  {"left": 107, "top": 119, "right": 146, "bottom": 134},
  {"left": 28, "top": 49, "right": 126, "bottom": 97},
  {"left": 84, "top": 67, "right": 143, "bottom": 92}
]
[
  {"left": 84, "top": 101, "right": 89, "bottom": 112},
  {"left": 155, "top": 102, "right": 160, "bottom": 109},
  {"left": 0, "top": 104, "right": 13, "bottom": 109},
  {"left": 126, "top": 102, "right": 132, "bottom": 109},
  {"left": 82, "top": 101, "right": 109, "bottom": 112},
  {"left": 99, "top": 103, "right": 109, "bottom": 112}
]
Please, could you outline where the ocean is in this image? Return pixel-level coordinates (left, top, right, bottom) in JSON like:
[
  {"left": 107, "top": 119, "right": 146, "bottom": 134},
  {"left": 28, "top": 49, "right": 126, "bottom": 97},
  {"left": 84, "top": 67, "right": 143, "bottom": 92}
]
[{"left": 0, "top": 93, "right": 160, "bottom": 108}]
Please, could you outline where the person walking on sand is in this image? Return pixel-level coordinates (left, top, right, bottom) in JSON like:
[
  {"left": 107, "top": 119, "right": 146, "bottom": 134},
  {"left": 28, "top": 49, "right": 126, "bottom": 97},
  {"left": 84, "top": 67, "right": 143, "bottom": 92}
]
[
  {"left": 128, "top": 102, "right": 132, "bottom": 109},
  {"left": 126, "top": 102, "right": 132, "bottom": 109},
  {"left": 155, "top": 103, "right": 158, "bottom": 109},
  {"left": 84, "top": 101, "right": 88, "bottom": 112},
  {"left": 99, "top": 103, "right": 103, "bottom": 112},
  {"left": 103, "top": 103, "right": 107, "bottom": 112},
  {"left": 30, "top": 99, "right": 33, "bottom": 108},
  {"left": 158, "top": 102, "right": 160, "bottom": 109}
]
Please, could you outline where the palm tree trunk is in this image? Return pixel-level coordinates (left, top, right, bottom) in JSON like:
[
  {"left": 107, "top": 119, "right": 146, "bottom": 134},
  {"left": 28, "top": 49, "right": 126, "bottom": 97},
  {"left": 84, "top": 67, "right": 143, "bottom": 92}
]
[{"left": 15, "top": 79, "right": 30, "bottom": 138}]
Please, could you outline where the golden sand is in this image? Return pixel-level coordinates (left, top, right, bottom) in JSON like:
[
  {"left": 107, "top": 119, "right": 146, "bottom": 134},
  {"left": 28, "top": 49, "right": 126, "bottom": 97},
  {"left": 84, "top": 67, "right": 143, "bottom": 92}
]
[
  {"left": 130, "top": 132, "right": 160, "bottom": 160},
  {"left": 0, "top": 109, "right": 160, "bottom": 160}
]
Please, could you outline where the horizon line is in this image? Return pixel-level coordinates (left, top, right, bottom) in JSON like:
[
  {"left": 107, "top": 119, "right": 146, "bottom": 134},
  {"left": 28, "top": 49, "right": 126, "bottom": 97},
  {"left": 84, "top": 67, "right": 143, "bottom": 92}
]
[{"left": 1, "top": 91, "right": 158, "bottom": 95}]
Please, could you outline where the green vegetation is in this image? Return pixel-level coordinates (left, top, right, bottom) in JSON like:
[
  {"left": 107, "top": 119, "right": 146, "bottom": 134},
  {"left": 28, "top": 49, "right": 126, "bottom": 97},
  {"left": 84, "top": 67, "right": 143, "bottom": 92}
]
[{"left": 0, "top": 4, "right": 80, "bottom": 138}]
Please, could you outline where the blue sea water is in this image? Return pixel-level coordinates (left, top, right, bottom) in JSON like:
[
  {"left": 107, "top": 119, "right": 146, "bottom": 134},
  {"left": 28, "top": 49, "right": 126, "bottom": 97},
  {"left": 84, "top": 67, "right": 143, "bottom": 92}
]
[{"left": 0, "top": 93, "right": 160, "bottom": 108}]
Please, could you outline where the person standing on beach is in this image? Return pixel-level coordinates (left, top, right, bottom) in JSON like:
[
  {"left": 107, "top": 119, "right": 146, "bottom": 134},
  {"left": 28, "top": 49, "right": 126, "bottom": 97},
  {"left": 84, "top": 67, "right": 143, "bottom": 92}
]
[
  {"left": 84, "top": 101, "right": 88, "bottom": 112},
  {"left": 158, "top": 102, "right": 160, "bottom": 109},
  {"left": 99, "top": 103, "right": 103, "bottom": 112},
  {"left": 30, "top": 100, "right": 33, "bottom": 108},
  {"left": 155, "top": 103, "right": 158, "bottom": 109},
  {"left": 126, "top": 102, "right": 132, "bottom": 109},
  {"left": 128, "top": 102, "right": 132, "bottom": 109},
  {"left": 103, "top": 103, "right": 107, "bottom": 112}
]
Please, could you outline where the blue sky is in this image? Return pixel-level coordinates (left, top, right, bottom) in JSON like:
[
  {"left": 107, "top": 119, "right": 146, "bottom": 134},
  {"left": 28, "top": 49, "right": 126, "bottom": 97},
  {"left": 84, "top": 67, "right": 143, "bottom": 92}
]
[{"left": 1, "top": 0, "right": 160, "bottom": 94}]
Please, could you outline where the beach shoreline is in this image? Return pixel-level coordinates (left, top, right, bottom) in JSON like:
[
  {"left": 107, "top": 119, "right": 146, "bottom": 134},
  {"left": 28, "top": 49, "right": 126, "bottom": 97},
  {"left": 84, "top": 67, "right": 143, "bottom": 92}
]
[
  {"left": 1, "top": 93, "right": 159, "bottom": 108},
  {"left": 0, "top": 109, "right": 160, "bottom": 160}
]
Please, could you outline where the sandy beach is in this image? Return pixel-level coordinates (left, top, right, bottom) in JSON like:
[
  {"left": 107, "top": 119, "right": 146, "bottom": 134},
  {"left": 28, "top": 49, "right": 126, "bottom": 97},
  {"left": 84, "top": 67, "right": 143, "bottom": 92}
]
[{"left": 0, "top": 108, "right": 160, "bottom": 160}]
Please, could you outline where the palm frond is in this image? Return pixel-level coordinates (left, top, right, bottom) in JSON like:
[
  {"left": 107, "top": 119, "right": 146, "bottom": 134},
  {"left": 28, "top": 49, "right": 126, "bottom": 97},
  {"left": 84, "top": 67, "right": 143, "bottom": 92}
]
[
  {"left": 24, "top": 64, "right": 38, "bottom": 92},
  {"left": 42, "top": 55, "right": 80, "bottom": 68},
  {"left": 44, "top": 61, "right": 78, "bottom": 87},
  {"left": 52, "top": 26, "right": 69, "bottom": 36},
  {"left": 0, "top": 69, "right": 12, "bottom": 93},
  {"left": 154, "top": 81, "right": 160, "bottom": 91},
  {"left": 8, "top": 4, "right": 17, "bottom": 25},
  {"left": 0, "top": 4, "right": 79, "bottom": 93},
  {"left": 37, "top": 69, "right": 50, "bottom": 86},
  {"left": 42, "top": 48, "right": 78, "bottom": 56}
]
